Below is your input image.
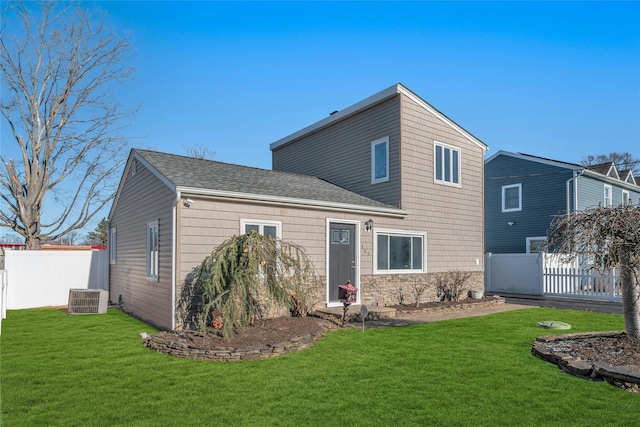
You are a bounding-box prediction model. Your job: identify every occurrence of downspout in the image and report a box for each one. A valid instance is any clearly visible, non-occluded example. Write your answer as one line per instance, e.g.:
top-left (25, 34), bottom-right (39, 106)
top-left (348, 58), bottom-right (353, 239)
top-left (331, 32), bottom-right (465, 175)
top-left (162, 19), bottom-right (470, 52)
top-left (565, 170), bottom-right (583, 215)
top-left (171, 191), bottom-right (180, 331)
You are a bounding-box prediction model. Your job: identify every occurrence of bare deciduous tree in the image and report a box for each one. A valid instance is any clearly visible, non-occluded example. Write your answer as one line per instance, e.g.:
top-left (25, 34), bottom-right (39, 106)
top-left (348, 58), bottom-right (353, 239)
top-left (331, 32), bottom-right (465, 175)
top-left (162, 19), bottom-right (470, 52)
top-left (581, 152), bottom-right (639, 176)
top-left (184, 143), bottom-right (216, 160)
top-left (547, 204), bottom-right (640, 337)
top-left (0, 1), bottom-right (134, 249)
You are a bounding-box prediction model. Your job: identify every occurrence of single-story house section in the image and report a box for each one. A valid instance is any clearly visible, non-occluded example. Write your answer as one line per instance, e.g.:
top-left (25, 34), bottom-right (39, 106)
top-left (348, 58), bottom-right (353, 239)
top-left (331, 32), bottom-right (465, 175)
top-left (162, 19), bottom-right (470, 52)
top-left (109, 83), bottom-right (488, 330)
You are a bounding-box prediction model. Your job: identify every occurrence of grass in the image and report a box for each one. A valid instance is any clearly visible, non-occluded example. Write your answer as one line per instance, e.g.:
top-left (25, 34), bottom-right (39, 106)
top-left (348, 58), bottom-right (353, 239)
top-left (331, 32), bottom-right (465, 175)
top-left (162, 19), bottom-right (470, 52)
top-left (1, 307), bottom-right (638, 426)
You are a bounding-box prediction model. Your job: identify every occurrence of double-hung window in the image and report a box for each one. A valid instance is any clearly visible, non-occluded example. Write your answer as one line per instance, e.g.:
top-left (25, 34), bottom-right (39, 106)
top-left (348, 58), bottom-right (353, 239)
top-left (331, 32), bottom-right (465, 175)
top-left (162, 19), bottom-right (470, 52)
top-left (434, 142), bottom-right (460, 186)
top-left (604, 185), bottom-right (612, 207)
top-left (502, 184), bottom-right (522, 212)
top-left (241, 219), bottom-right (281, 239)
top-left (147, 221), bottom-right (159, 278)
top-left (371, 137), bottom-right (389, 184)
top-left (375, 229), bottom-right (425, 273)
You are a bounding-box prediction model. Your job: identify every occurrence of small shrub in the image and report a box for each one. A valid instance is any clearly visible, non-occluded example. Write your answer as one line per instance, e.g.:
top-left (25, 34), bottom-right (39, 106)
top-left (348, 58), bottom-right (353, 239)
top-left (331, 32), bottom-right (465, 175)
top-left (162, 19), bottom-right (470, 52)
top-left (434, 270), bottom-right (473, 302)
top-left (409, 278), bottom-right (430, 307)
top-left (393, 283), bottom-right (407, 305)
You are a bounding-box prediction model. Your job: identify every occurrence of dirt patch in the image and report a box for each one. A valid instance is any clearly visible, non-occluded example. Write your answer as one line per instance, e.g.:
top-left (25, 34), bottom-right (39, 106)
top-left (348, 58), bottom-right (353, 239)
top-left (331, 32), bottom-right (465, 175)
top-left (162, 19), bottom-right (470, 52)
top-left (546, 333), bottom-right (640, 369)
top-left (532, 332), bottom-right (640, 392)
top-left (164, 315), bottom-right (327, 349)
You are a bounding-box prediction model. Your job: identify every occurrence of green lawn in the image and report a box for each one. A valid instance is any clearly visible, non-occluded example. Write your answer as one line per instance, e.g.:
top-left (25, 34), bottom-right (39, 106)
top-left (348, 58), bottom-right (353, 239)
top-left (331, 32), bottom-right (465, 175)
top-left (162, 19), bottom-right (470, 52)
top-left (1, 307), bottom-right (637, 426)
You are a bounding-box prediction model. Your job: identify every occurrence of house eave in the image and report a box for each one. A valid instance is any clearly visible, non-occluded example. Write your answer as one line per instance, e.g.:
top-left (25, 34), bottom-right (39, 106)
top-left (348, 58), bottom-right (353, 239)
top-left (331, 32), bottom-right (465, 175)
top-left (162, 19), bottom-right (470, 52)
top-left (581, 169), bottom-right (640, 192)
top-left (270, 83), bottom-right (488, 152)
top-left (176, 186), bottom-right (409, 218)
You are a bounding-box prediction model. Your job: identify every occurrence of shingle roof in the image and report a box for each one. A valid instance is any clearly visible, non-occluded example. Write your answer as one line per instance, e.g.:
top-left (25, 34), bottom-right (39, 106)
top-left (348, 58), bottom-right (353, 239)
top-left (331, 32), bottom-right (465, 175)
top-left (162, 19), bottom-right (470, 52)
top-left (585, 162), bottom-right (615, 176)
top-left (133, 149), bottom-right (403, 212)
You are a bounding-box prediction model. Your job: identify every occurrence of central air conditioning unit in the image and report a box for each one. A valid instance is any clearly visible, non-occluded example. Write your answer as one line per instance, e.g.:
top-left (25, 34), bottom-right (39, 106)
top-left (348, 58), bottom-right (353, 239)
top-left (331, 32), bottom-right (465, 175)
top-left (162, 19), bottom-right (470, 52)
top-left (67, 289), bottom-right (109, 314)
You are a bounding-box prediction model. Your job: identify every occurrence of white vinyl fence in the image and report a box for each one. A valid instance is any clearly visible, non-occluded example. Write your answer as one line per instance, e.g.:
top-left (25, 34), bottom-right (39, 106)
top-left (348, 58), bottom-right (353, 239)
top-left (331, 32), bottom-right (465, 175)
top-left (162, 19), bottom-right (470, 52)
top-left (1, 249), bottom-right (108, 310)
top-left (485, 252), bottom-right (622, 302)
top-left (0, 270), bottom-right (7, 334)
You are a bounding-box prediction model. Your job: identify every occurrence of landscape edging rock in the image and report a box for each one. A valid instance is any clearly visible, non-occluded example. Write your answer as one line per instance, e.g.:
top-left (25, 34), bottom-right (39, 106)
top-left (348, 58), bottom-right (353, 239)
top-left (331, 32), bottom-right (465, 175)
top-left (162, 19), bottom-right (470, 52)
top-left (144, 319), bottom-right (334, 362)
top-left (531, 331), bottom-right (640, 393)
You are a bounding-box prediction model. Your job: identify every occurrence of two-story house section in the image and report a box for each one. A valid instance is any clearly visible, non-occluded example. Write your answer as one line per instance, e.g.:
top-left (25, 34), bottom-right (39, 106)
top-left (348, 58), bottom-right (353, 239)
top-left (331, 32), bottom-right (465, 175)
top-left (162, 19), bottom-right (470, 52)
top-left (484, 151), bottom-right (640, 255)
top-left (271, 83), bottom-right (488, 307)
top-left (109, 83), bottom-right (489, 330)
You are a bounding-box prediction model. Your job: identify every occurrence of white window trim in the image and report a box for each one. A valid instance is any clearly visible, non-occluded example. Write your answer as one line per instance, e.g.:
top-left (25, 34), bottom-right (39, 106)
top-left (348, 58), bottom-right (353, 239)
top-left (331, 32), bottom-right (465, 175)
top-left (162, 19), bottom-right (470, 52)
top-left (373, 227), bottom-right (426, 274)
top-left (433, 141), bottom-right (461, 187)
top-left (502, 183), bottom-right (522, 212)
top-left (603, 184), bottom-right (612, 207)
top-left (109, 227), bottom-right (116, 264)
top-left (147, 220), bottom-right (159, 279)
top-left (526, 236), bottom-right (547, 254)
top-left (240, 219), bottom-right (282, 239)
top-left (371, 137), bottom-right (390, 184)
top-left (622, 190), bottom-right (630, 206)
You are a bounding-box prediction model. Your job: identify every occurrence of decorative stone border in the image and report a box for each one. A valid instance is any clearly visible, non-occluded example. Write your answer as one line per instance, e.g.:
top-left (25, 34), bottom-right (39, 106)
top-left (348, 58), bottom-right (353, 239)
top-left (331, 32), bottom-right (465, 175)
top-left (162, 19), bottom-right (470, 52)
top-left (393, 296), bottom-right (505, 316)
top-left (531, 331), bottom-right (640, 393)
top-left (144, 319), bottom-right (335, 362)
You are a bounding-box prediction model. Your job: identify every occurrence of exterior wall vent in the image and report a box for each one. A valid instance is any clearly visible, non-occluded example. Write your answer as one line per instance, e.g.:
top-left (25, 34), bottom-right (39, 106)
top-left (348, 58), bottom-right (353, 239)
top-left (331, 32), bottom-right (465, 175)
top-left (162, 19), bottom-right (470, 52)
top-left (67, 289), bottom-right (109, 314)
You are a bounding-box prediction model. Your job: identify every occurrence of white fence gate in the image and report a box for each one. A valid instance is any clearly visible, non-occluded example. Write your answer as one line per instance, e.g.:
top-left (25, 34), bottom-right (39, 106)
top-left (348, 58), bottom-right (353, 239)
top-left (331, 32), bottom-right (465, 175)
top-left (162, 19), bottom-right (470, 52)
top-left (1, 249), bottom-right (108, 310)
top-left (485, 252), bottom-right (622, 302)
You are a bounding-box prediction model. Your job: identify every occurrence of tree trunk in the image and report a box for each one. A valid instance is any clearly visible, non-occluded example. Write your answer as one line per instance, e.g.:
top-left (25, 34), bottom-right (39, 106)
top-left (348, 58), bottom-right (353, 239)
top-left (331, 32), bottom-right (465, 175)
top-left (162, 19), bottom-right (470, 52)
top-left (620, 252), bottom-right (640, 338)
top-left (25, 235), bottom-right (42, 250)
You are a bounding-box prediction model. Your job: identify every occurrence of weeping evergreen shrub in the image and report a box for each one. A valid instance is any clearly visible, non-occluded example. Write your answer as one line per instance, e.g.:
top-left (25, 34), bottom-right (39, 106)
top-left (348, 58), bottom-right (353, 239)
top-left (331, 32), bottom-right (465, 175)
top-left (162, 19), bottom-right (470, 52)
top-left (192, 232), bottom-right (320, 339)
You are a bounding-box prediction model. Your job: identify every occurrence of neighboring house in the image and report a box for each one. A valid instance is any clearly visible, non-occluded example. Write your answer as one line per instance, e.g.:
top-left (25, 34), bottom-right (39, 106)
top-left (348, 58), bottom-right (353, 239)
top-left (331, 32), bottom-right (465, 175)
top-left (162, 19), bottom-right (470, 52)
top-left (485, 151), bottom-right (640, 255)
top-left (109, 83), bottom-right (488, 330)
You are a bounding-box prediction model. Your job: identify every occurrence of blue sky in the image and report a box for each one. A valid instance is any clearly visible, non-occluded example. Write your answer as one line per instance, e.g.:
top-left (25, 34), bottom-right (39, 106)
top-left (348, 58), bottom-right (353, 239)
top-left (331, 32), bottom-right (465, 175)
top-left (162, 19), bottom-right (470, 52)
top-left (95, 0), bottom-right (639, 169)
top-left (1, 1), bottom-right (639, 239)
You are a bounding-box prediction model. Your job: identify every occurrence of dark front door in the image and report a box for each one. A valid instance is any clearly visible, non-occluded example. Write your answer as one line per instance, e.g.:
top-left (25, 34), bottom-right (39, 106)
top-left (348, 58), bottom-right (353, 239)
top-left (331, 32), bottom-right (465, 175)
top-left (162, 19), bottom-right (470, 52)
top-left (328, 222), bottom-right (356, 303)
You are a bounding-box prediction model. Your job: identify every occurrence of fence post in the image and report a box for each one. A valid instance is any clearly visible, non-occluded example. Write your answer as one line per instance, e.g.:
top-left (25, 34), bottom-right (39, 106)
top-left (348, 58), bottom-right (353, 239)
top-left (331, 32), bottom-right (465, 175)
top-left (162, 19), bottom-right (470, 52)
top-left (485, 253), bottom-right (491, 293)
top-left (539, 253), bottom-right (545, 296)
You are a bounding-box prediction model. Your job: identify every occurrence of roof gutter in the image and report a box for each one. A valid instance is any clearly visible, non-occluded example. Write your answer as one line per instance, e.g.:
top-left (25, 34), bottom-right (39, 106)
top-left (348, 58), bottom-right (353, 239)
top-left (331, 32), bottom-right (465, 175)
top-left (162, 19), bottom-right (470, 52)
top-left (171, 190), bottom-right (180, 331)
top-left (176, 186), bottom-right (409, 218)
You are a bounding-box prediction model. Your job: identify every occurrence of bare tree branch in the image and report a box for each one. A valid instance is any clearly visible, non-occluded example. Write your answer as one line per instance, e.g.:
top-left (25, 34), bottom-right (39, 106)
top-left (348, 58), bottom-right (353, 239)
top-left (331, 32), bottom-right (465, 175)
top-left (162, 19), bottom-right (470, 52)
top-left (547, 204), bottom-right (640, 337)
top-left (0, 1), bottom-right (135, 249)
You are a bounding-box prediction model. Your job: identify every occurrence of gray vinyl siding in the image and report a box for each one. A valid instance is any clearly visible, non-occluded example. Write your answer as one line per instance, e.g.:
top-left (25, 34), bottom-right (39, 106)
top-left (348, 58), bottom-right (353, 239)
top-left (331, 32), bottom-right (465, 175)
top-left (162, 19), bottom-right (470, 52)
top-left (272, 95), bottom-right (401, 207)
top-left (398, 94), bottom-right (485, 272)
top-left (575, 175), bottom-right (640, 209)
top-left (177, 198), bottom-right (376, 308)
top-left (485, 155), bottom-right (572, 253)
top-left (272, 92), bottom-right (485, 274)
top-left (109, 161), bottom-right (175, 330)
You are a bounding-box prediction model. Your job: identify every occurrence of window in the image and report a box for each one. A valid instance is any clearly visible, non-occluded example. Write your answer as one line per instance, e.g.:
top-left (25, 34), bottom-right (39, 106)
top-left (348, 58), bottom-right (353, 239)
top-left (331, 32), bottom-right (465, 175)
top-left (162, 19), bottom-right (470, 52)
top-left (147, 221), bottom-right (159, 278)
top-left (502, 184), bottom-right (522, 212)
top-left (109, 227), bottom-right (116, 264)
top-left (240, 219), bottom-right (281, 239)
top-left (604, 184), bottom-right (612, 207)
top-left (622, 190), bottom-right (630, 206)
top-left (375, 229), bottom-right (425, 273)
top-left (526, 236), bottom-right (546, 254)
top-left (371, 137), bottom-right (389, 184)
top-left (434, 142), bottom-right (460, 186)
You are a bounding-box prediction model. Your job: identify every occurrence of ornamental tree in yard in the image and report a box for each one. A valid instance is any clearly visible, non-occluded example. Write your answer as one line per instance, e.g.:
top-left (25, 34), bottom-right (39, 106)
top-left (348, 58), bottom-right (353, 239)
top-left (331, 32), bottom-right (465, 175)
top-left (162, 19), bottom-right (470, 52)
top-left (190, 232), bottom-right (320, 339)
top-left (547, 204), bottom-right (640, 337)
